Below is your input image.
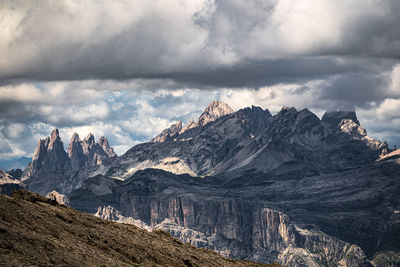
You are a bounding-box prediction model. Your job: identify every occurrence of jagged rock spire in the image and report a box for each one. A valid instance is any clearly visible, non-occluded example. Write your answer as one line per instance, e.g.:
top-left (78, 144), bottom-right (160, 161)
top-left (68, 133), bottom-right (85, 170)
top-left (26, 129), bottom-right (118, 175)
top-left (27, 129), bottom-right (70, 176)
top-left (98, 136), bottom-right (117, 158)
top-left (68, 132), bottom-right (117, 170)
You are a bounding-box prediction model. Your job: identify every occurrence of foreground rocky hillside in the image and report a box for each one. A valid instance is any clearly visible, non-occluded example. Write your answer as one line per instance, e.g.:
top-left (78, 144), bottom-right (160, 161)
top-left (0, 190), bottom-right (278, 267)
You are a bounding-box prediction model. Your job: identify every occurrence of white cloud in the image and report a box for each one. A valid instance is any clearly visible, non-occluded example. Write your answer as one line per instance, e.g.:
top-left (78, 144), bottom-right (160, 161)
top-left (6, 123), bottom-right (26, 139)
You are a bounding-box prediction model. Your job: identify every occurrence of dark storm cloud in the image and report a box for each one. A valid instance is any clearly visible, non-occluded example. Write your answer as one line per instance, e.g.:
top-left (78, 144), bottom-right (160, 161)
top-left (1, 0), bottom-right (400, 87)
top-left (165, 57), bottom-right (396, 88)
top-left (0, 101), bottom-right (34, 123)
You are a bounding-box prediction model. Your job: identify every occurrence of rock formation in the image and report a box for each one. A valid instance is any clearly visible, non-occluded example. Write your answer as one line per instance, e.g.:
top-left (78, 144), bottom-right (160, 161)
top-left (322, 110), bottom-right (389, 156)
top-left (68, 133), bottom-right (116, 170)
top-left (180, 118), bottom-right (197, 134)
top-left (25, 129), bottom-right (70, 178)
top-left (23, 130), bottom-right (116, 195)
top-left (152, 100), bottom-right (234, 143)
top-left (45, 190), bottom-right (70, 205)
top-left (196, 100), bottom-right (234, 126)
top-left (72, 167), bottom-right (387, 266)
top-left (0, 169), bottom-right (24, 196)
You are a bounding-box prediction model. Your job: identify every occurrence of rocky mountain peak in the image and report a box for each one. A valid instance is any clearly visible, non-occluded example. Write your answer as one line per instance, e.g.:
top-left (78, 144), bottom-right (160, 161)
top-left (197, 100), bottom-right (234, 126)
top-left (97, 136), bottom-right (117, 158)
top-left (152, 100), bottom-right (234, 142)
top-left (70, 132), bottom-right (80, 143)
top-left (26, 129), bottom-right (70, 177)
top-left (322, 110), bottom-right (360, 126)
top-left (26, 129), bottom-right (117, 178)
top-left (277, 106), bottom-right (297, 116)
top-left (50, 129), bottom-right (60, 141)
top-left (84, 133), bottom-right (95, 146)
top-left (68, 133), bottom-right (84, 170)
top-left (47, 128), bottom-right (63, 150)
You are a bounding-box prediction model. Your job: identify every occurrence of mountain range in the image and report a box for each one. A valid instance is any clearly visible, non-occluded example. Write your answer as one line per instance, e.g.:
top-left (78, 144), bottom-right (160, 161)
top-left (0, 156), bottom-right (31, 172)
top-left (2, 100), bottom-right (400, 266)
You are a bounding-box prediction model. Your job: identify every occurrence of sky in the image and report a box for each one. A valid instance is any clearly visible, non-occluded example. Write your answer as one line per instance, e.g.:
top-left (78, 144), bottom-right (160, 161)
top-left (1, 0), bottom-right (400, 160)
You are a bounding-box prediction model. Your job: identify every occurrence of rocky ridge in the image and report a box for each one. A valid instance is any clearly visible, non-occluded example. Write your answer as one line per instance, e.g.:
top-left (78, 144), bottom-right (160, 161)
top-left (102, 103), bottom-right (388, 181)
top-left (152, 100), bottom-right (235, 143)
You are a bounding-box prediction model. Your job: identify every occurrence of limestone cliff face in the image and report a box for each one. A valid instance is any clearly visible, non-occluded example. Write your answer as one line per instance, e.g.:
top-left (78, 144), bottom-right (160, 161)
top-left (94, 194), bottom-right (371, 266)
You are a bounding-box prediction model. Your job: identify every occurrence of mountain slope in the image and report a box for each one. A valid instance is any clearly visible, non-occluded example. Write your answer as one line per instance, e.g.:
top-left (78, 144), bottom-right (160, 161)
top-left (0, 190), bottom-right (277, 267)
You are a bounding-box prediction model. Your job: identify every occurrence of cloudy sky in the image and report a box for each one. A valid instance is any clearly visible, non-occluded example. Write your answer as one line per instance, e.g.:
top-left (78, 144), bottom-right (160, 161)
top-left (1, 0), bottom-right (400, 160)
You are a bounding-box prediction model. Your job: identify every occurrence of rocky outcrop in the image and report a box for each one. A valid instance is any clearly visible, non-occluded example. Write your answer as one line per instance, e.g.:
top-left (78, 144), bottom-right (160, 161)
top-left (68, 133), bottom-right (85, 170)
top-left (180, 118), bottom-right (197, 134)
top-left (322, 111), bottom-right (389, 157)
top-left (98, 136), bottom-right (117, 158)
top-left (45, 191), bottom-right (69, 205)
top-left (0, 169), bottom-right (24, 196)
top-left (321, 110), bottom-right (360, 126)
